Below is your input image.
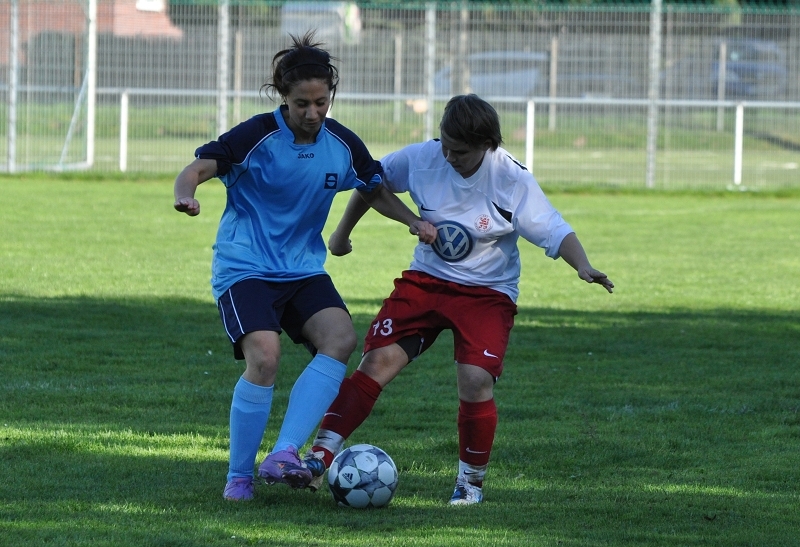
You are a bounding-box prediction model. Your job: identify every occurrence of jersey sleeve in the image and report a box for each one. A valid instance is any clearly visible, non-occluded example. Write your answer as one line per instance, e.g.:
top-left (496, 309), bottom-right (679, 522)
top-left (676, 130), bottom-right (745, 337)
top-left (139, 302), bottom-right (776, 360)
top-left (323, 118), bottom-right (384, 193)
top-left (379, 143), bottom-right (421, 193)
top-left (511, 174), bottom-right (574, 259)
top-left (194, 114), bottom-right (276, 178)
top-left (350, 141), bottom-right (384, 194)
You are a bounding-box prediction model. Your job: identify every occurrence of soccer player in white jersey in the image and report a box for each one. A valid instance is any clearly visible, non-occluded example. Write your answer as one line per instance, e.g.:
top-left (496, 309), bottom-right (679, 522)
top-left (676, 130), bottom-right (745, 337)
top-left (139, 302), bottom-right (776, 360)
top-left (173, 33), bottom-right (435, 502)
top-left (304, 94), bottom-right (614, 505)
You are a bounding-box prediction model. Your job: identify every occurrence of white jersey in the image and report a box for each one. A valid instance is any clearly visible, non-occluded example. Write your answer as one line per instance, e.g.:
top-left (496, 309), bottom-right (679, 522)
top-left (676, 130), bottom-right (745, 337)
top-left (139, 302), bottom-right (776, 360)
top-left (381, 140), bottom-right (574, 302)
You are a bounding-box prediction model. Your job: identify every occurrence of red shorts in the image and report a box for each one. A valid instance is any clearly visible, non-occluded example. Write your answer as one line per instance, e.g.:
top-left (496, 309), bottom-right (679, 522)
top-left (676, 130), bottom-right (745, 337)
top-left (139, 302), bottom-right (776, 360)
top-left (363, 270), bottom-right (517, 378)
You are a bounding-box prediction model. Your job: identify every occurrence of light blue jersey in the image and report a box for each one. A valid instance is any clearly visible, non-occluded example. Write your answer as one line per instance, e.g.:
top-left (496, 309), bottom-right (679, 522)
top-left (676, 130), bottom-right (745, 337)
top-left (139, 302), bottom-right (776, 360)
top-left (196, 106), bottom-right (382, 300)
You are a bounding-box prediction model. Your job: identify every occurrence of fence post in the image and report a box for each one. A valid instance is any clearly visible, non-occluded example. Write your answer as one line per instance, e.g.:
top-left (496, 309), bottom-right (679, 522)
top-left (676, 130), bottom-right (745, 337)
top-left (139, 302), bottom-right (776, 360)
top-left (716, 41), bottom-right (727, 132)
top-left (549, 35), bottom-right (558, 131)
top-left (7, 0), bottom-right (19, 173)
top-left (424, 3), bottom-right (436, 142)
top-left (86, 0), bottom-right (97, 167)
top-left (393, 32), bottom-right (403, 124)
top-left (457, 1), bottom-right (469, 93)
top-left (119, 91), bottom-right (129, 173)
top-left (733, 103), bottom-right (744, 186)
top-left (526, 100), bottom-right (535, 170)
top-left (217, 0), bottom-right (230, 137)
top-left (233, 29), bottom-right (242, 125)
top-left (645, 0), bottom-right (662, 189)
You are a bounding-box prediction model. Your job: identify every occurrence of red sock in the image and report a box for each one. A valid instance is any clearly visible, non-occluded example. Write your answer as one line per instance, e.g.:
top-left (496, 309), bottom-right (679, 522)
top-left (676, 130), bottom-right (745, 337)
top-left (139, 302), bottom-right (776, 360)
top-left (313, 370), bottom-right (382, 466)
top-left (458, 399), bottom-right (497, 483)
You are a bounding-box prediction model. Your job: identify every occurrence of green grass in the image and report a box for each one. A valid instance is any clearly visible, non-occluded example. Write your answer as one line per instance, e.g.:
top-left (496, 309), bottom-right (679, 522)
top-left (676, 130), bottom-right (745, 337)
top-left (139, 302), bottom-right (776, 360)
top-left (1, 175), bottom-right (799, 546)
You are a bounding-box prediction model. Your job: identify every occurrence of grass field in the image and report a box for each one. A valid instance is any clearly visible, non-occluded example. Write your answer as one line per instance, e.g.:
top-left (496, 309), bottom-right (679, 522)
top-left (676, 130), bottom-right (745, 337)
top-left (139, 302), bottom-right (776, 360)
top-left (1, 175), bottom-right (799, 546)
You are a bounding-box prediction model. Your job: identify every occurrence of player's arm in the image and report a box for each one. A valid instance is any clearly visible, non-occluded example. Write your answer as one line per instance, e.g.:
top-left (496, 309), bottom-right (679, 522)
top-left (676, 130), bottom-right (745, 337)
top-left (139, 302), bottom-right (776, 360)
top-left (174, 158), bottom-right (218, 216)
top-left (557, 232), bottom-right (614, 293)
top-left (328, 190), bottom-right (371, 256)
top-left (360, 184), bottom-right (436, 243)
top-left (329, 185), bottom-right (436, 256)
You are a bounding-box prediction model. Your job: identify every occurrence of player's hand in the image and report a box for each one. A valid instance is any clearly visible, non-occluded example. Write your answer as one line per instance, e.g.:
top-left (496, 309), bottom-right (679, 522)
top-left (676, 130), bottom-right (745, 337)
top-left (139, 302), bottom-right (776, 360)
top-left (174, 197), bottom-right (200, 216)
top-left (410, 220), bottom-right (437, 244)
top-left (328, 230), bottom-right (353, 256)
top-left (578, 267), bottom-right (614, 294)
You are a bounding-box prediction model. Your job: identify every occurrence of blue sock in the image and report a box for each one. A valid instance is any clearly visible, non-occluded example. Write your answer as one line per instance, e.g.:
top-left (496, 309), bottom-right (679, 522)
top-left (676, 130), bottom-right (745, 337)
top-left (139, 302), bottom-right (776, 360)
top-left (273, 354), bottom-right (347, 453)
top-left (228, 376), bottom-right (273, 482)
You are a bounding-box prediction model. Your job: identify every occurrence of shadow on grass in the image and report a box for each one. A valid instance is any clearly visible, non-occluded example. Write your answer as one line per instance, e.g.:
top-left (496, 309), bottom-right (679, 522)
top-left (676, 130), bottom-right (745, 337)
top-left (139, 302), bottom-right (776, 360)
top-left (1, 294), bottom-right (799, 546)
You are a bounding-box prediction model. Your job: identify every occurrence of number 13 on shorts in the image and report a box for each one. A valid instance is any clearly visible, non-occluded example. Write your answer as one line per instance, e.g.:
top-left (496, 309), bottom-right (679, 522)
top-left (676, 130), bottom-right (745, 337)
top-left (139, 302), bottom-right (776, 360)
top-left (372, 318), bottom-right (393, 336)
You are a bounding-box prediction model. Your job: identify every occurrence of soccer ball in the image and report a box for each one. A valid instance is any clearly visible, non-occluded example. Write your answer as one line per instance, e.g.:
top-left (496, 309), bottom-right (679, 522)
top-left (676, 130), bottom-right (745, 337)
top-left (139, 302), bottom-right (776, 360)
top-left (328, 444), bottom-right (399, 508)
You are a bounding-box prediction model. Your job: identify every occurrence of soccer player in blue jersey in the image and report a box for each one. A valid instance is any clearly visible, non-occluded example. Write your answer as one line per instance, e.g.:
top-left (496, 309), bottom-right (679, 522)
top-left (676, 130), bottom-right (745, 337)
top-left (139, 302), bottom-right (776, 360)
top-left (173, 33), bottom-right (436, 502)
top-left (304, 94), bottom-right (614, 505)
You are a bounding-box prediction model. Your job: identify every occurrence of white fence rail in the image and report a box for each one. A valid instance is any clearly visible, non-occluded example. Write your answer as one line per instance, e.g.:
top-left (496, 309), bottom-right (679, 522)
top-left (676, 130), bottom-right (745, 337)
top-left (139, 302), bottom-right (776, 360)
top-left (104, 88), bottom-right (800, 189)
top-left (2, 0), bottom-right (799, 189)
top-left (4, 83), bottom-right (798, 190)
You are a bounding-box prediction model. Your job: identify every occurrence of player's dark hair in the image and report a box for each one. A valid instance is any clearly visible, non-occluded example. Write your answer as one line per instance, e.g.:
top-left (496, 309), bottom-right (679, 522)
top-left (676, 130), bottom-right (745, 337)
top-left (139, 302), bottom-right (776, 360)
top-left (440, 94), bottom-right (503, 151)
top-left (263, 32), bottom-right (340, 101)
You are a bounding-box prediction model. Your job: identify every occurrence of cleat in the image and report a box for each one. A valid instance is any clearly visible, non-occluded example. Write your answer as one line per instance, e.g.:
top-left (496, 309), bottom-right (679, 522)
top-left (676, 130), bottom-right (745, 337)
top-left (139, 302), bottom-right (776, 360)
top-left (223, 477), bottom-right (255, 501)
top-left (303, 450), bottom-right (328, 492)
top-left (258, 446), bottom-right (312, 489)
top-left (448, 475), bottom-right (483, 506)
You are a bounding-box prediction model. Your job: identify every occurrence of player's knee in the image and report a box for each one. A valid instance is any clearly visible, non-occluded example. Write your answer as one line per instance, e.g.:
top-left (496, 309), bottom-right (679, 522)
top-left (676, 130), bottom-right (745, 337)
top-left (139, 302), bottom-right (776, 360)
top-left (243, 352), bottom-right (279, 385)
top-left (458, 383), bottom-right (494, 403)
top-left (339, 328), bottom-right (358, 356)
top-left (358, 345), bottom-right (408, 386)
top-left (456, 363), bottom-right (495, 402)
top-left (317, 325), bottom-right (358, 363)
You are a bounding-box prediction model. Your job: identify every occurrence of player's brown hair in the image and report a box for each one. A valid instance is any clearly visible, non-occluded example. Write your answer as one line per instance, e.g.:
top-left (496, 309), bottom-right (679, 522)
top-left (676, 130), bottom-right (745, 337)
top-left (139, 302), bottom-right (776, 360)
top-left (440, 94), bottom-right (503, 151)
top-left (263, 32), bottom-right (340, 101)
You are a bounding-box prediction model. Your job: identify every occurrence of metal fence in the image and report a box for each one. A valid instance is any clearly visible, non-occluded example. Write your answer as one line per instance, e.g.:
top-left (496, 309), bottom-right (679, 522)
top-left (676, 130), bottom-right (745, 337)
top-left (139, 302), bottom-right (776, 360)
top-left (1, 0), bottom-right (799, 189)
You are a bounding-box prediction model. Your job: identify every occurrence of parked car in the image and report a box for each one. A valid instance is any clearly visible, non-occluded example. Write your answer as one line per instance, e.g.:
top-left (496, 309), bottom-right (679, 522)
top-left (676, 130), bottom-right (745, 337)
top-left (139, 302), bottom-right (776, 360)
top-left (662, 39), bottom-right (788, 99)
top-left (434, 51), bottom-right (549, 98)
top-left (280, 1), bottom-right (362, 45)
top-left (434, 51), bottom-right (639, 99)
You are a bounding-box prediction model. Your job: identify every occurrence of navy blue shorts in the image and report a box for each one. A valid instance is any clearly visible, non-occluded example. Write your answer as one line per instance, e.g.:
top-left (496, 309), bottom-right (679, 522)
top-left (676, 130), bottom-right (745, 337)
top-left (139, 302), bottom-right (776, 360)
top-left (216, 275), bottom-right (348, 360)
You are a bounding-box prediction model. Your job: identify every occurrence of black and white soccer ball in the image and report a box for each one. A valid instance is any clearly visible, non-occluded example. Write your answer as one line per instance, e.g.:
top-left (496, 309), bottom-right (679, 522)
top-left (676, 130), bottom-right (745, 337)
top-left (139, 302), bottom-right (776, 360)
top-left (328, 444), bottom-right (399, 508)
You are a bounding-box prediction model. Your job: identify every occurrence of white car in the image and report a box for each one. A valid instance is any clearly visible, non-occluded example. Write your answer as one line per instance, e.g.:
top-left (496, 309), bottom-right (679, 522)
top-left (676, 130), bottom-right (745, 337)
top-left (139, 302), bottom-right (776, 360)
top-left (434, 51), bottom-right (549, 98)
top-left (434, 50), bottom-right (640, 99)
top-left (280, 1), bottom-right (362, 45)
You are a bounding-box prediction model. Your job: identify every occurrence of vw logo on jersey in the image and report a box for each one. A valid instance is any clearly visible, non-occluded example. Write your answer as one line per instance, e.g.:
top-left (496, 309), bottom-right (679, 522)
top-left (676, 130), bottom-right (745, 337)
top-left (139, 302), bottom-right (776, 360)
top-left (433, 220), bottom-right (473, 262)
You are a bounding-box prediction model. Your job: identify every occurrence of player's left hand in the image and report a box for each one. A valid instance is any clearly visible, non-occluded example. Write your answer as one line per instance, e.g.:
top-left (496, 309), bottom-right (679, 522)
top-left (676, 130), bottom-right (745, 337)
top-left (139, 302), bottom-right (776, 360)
top-left (410, 220), bottom-right (437, 244)
top-left (579, 268), bottom-right (614, 293)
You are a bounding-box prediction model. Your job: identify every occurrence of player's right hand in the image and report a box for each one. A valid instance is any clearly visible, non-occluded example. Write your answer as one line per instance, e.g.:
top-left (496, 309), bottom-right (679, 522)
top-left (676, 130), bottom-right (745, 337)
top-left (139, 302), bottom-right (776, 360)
top-left (410, 220), bottom-right (437, 244)
top-left (174, 197), bottom-right (200, 216)
top-left (579, 267), bottom-right (614, 294)
top-left (328, 230), bottom-right (353, 256)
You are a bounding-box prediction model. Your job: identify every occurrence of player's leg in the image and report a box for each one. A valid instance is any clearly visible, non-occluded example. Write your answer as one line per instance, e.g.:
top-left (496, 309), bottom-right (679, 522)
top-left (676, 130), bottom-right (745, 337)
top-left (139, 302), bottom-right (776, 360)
top-left (445, 285), bottom-right (516, 505)
top-left (306, 272), bottom-right (440, 488)
top-left (305, 338), bottom-right (418, 490)
top-left (450, 363), bottom-right (496, 506)
top-left (229, 331), bottom-right (280, 496)
top-left (270, 306), bottom-right (355, 454)
top-left (260, 276), bottom-right (356, 488)
top-left (218, 280), bottom-right (283, 501)
top-left (314, 340), bottom-right (415, 456)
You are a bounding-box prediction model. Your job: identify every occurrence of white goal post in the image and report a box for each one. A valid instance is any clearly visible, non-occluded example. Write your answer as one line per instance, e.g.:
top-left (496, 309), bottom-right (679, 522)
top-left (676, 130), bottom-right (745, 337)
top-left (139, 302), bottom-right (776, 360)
top-left (4, 0), bottom-right (95, 173)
